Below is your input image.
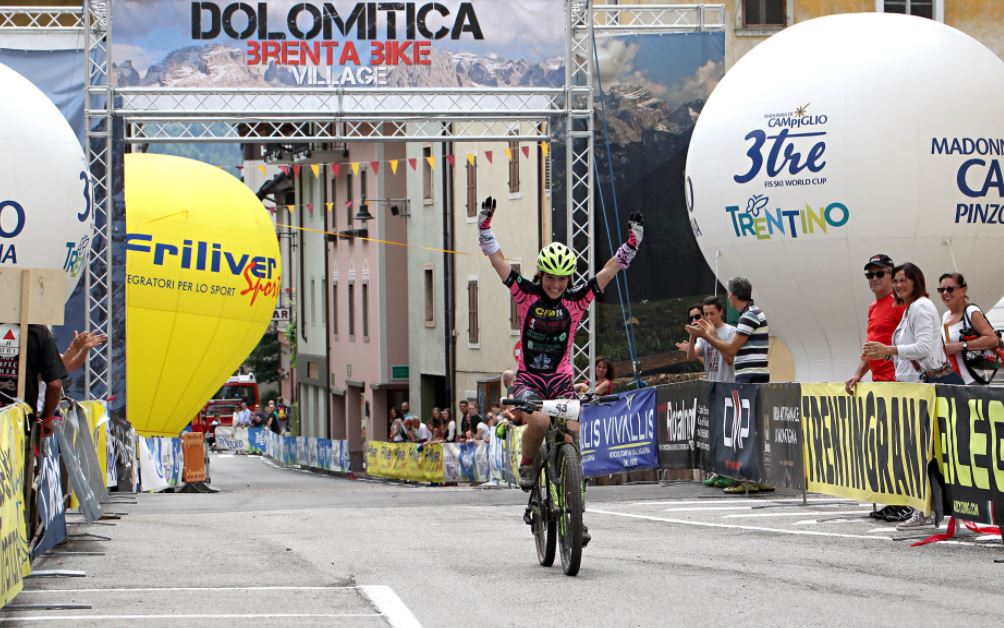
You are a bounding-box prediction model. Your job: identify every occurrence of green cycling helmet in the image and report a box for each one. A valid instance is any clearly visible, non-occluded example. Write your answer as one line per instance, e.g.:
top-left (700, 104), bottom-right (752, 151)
top-left (537, 242), bottom-right (577, 277)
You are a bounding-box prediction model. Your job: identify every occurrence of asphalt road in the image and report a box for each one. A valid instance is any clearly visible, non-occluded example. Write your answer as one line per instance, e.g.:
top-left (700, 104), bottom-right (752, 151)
top-left (5, 453), bottom-right (1004, 627)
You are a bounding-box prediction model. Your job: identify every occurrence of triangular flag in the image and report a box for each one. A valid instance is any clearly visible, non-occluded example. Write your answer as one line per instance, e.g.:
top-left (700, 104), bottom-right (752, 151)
top-left (521, 145), bottom-right (530, 158)
top-left (257, 165), bottom-right (267, 176)
top-left (504, 147), bottom-right (513, 161)
top-left (325, 202), bottom-right (333, 212)
top-left (267, 206), bottom-right (276, 214)
top-left (541, 142), bottom-right (550, 158)
top-left (235, 165), bottom-right (244, 171)
top-left (485, 150), bottom-right (493, 164)
top-left (292, 164), bottom-right (301, 178)
top-left (466, 153), bottom-right (476, 167)
top-left (279, 165), bottom-right (290, 176)
top-left (446, 154), bottom-right (456, 167)
top-left (408, 158), bottom-right (417, 171)
top-left (286, 204), bottom-right (294, 214)
top-left (389, 159), bottom-right (399, 175)
top-left (345, 200), bottom-right (352, 207)
top-left (307, 203), bottom-right (314, 213)
top-left (332, 163), bottom-right (341, 177)
top-left (370, 161), bottom-right (380, 175)
top-left (351, 162), bottom-right (360, 176)
top-left (310, 164), bottom-right (320, 178)
top-left (425, 156), bottom-right (436, 170)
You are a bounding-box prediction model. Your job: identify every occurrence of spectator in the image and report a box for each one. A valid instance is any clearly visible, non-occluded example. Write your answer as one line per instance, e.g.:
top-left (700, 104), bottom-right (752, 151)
top-left (443, 408), bottom-right (456, 442)
top-left (575, 357), bottom-right (615, 395)
top-left (401, 401), bottom-right (414, 421)
top-left (692, 277), bottom-right (772, 494)
top-left (252, 404), bottom-right (266, 427)
top-left (465, 401), bottom-right (483, 440)
top-left (687, 296), bottom-right (735, 383)
top-left (234, 401), bottom-right (251, 427)
top-left (430, 418), bottom-right (445, 442)
top-left (475, 413), bottom-right (495, 442)
top-left (862, 262), bottom-right (962, 530)
top-left (389, 407), bottom-right (406, 442)
top-left (501, 369), bottom-right (516, 398)
top-left (938, 272), bottom-right (999, 384)
top-left (413, 415), bottom-right (431, 443)
top-left (265, 400), bottom-right (282, 435)
top-left (60, 330), bottom-right (107, 373)
top-left (277, 404), bottom-right (289, 434)
top-left (845, 254), bottom-right (906, 395)
top-left (0, 325), bottom-right (66, 436)
top-left (457, 399), bottom-right (470, 436)
top-left (675, 304), bottom-right (705, 365)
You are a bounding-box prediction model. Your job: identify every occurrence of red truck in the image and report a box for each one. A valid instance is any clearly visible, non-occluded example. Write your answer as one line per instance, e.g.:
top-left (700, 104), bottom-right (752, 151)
top-left (190, 373), bottom-right (260, 443)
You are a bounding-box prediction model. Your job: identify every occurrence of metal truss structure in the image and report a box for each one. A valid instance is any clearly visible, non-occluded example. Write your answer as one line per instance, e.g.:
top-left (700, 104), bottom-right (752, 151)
top-left (1, 2), bottom-right (723, 397)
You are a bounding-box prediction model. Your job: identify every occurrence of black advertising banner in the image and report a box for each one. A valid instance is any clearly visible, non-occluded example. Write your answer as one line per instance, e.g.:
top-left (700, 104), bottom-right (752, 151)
top-left (760, 384), bottom-right (804, 491)
top-left (934, 385), bottom-right (1004, 527)
top-left (801, 383), bottom-right (934, 513)
top-left (656, 381), bottom-right (708, 470)
top-left (707, 383), bottom-right (763, 482)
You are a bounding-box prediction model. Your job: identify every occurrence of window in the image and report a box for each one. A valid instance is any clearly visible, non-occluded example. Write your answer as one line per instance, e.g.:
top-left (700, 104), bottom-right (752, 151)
top-left (422, 146), bottom-right (433, 201)
top-left (509, 263), bottom-right (521, 332)
top-left (346, 173), bottom-right (354, 227)
top-left (348, 282), bottom-right (355, 339)
top-left (466, 155), bottom-right (477, 218)
top-left (362, 282), bottom-right (370, 340)
top-left (332, 282), bottom-right (338, 337)
top-left (880, 0), bottom-right (935, 19)
top-left (424, 267), bottom-right (435, 325)
top-left (743, 0), bottom-right (785, 27)
top-left (467, 279), bottom-right (479, 345)
top-left (508, 140), bottom-right (520, 194)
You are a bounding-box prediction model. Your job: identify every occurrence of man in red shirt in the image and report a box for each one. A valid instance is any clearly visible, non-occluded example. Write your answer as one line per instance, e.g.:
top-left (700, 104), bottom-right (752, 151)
top-left (845, 254), bottom-right (905, 394)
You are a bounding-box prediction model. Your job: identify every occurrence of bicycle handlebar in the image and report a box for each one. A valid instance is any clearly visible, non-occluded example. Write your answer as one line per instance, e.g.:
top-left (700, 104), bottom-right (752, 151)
top-left (502, 393), bottom-right (620, 415)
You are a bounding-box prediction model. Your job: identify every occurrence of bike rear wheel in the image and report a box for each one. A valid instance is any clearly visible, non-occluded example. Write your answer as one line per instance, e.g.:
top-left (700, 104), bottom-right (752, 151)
top-left (557, 443), bottom-right (584, 576)
top-left (530, 466), bottom-right (556, 566)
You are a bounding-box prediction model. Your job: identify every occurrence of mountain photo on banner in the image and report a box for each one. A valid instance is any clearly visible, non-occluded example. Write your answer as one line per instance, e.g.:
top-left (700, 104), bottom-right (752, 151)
top-left (592, 33), bottom-right (725, 378)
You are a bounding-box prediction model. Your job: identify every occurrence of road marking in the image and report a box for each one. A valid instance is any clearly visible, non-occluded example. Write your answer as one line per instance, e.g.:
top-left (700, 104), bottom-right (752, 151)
top-left (722, 510), bottom-right (873, 519)
top-left (630, 498), bottom-right (854, 506)
top-left (0, 614), bottom-right (379, 622)
top-left (360, 585), bottom-right (422, 628)
top-left (216, 454), bottom-right (234, 458)
top-left (15, 585), bottom-right (359, 593)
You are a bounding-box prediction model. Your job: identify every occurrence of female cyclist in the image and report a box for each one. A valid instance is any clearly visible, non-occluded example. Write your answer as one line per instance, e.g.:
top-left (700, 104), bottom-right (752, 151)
top-left (476, 196), bottom-right (643, 489)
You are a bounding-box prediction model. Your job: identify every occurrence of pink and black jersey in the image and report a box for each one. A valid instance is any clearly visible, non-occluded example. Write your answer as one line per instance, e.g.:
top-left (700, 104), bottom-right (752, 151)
top-left (506, 268), bottom-right (600, 379)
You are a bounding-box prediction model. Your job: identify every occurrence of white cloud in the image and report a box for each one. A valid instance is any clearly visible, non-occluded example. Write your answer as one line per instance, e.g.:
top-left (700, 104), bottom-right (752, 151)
top-left (664, 59), bottom-right (723, 107)
top-left (113, 43), bottom-right (165, 74)
top-left (595, 39), bottom-right (639, 85)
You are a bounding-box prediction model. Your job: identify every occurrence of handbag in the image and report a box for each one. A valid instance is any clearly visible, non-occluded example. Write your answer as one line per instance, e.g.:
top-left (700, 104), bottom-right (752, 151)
top-left (912, 360), bottom-right (964, 385)
top-left (958, 305), bottom-right (1004, 384)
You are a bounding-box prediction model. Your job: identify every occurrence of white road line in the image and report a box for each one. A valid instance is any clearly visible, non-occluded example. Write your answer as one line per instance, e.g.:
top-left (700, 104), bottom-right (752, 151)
top-left (0, 614), bottom-right (379, 622)
top-left (722, 510), bottom-right (873, 519)
top-left (360, 585), bottom-right (422, 628)
top-left (629, 498), bottom-right (854, 506)
top-left (16, 586), bottom-right (358, 593)
top-left (662, 506), bottom-right (754, 513)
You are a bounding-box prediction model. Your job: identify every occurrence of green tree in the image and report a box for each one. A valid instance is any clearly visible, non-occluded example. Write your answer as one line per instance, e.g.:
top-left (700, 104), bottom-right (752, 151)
top-left (247, 328), bottom-right (281, 384)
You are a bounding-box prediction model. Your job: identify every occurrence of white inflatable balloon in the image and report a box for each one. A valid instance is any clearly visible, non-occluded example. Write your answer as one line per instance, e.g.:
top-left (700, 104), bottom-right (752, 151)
top-left (685, 13), bottom-right (1004, 382)
top-left (0, 61), bottom-right (93, 301)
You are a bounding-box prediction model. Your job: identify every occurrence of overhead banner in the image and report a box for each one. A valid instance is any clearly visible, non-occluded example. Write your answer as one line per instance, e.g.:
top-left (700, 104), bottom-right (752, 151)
top-left (801, 383), bottom-right (934, 514)
top-left (760, 384), bottom-right (804, 491)
top-left (34, 436), bottom-right (67, 558)
top-left (934, 385), bottom-right (1004, 527)
top-left (707, 383), bottom-right (763, 482)
top-left (656, 381), bottom-right (707, 470)
top-left (111, 1), bottom-right (565, 89)
top-left (581, 389), bottom-right (659, 477)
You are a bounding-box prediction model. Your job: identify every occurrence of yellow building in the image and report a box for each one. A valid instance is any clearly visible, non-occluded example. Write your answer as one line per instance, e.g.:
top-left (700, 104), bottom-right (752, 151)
top-left (726, 1), bottom-right (1004, 67)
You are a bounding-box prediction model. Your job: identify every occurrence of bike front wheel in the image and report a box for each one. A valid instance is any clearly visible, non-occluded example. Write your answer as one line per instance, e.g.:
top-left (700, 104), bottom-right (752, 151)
top-left (557, 443), bottom-right (584, 576)
top-left (530, 466), bottom-right (556, 566)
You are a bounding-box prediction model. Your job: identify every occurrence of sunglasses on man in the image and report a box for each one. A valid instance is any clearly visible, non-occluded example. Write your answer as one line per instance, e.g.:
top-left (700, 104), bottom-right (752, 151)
top-left (864, 270), bottom-right (888, 279)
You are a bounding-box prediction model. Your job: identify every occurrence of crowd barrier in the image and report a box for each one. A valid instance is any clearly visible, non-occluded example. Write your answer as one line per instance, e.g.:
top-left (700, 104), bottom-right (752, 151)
top-left (213, 426), bottom-right (351, 474)
top-left (366, 430), bottom-right (516, 485)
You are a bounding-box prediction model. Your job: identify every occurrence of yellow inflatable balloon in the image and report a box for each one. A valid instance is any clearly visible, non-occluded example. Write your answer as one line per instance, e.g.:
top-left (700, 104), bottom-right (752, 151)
top-left (125, 154), bottom-right (280, 436)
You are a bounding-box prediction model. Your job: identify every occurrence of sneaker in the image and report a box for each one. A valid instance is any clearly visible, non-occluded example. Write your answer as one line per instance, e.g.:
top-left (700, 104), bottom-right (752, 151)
top-left (518, 464), bottom-right (536, 491)
top-left (896, 510), bottom-right (937, 530)
top-left (723, 481), bottom-right (759, 494)
top-left (702, 474), bottom-right (721, 487)
top-left (755, 483), bottom-right (775, 492)
top-left (884, 506), bottom-right (914, 522)
top-left (713, 476), bottom-right (738, 488)
top-left (869, 505), bottom-right (896, 520)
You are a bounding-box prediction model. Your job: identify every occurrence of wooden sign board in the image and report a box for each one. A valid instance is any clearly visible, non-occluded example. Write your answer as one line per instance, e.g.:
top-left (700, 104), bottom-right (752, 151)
top-left (0, 268), bottom-right (66, 401)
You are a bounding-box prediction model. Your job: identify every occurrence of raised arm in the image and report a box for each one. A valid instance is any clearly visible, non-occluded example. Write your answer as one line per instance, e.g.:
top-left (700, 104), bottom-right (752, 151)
top-left (478, 196), bottom-right (511, 282)
top-left (595, 212), bottom-right (644, 292)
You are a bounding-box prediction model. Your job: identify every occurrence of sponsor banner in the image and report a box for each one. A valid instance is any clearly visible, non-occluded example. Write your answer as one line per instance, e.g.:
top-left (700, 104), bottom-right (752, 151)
top-left (443, 442), bottom-right (487, 482)
top-left (0, 404), bottom-right (30, 606)
top-left (707, 383), bottom-right (762, 482)
top-left (365, 441), bottom-right (441, 482)
top-left (214, 426), bottom-right (250, 452)
top-left (79, 401), bottom-right (114, 489)
top-left (934, 385), bottom-right (1004, 526)
top-left (760, 384), bottom-right (805, 491)
top-left (581, 389), bottom-right (659, 477)
top-left (56, 404), bottom-right (103, 522)
top-left (282, 436), bottom-right (297, 466)
top-left (34, 436), bottom-right (67, 557)
top-left (111, 1), bottom-right (565, 89)
top-left (486, 432), bottom-right (507, 483)
top-left (656, 381), bottom-right (707, 470)
top-left (247, 427), bottom-right (268, 453)
top-left (801, 383), bottom-right (934, 514)
top-left (138, 437), bottom-right (185, 492)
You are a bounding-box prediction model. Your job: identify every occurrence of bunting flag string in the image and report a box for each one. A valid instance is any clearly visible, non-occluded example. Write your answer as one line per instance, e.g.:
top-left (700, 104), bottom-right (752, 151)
top-left (485, 150), bottom-right (493, 164)
top-left (370, 161), bottom-right (380, 175)
top-left (445, 154), bottom-right (456, 167)
top-left (310, 164), bottom-right (320, 178)
top-left (466, 153), bottom-right (476, 167)
top-left (351, 162), bottom-right (360, 176)
top-left (389, 159), bottom-right (399, 175)
top-left (408, 158), bottom-right (417, 171)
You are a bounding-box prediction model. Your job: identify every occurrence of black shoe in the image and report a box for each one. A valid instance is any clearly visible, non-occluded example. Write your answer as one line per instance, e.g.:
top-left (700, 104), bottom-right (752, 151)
top-left (870, 505), bottom-right (896, 520)
top-left (518, 464), bottom-right (535, 491)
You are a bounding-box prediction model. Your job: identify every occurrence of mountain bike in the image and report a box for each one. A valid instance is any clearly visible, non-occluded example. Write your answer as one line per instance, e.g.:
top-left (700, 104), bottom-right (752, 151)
top-left (502, 393), bottom-right (618, 576)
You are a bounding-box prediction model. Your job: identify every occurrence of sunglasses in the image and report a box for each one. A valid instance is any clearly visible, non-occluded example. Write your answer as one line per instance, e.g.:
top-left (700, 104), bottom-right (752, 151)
top-left (936, 286), bottom-right (959, 294)
top-left (689, 314), bottom-right (702, 321)
top-left (864, 270), bottom-right (888, 279)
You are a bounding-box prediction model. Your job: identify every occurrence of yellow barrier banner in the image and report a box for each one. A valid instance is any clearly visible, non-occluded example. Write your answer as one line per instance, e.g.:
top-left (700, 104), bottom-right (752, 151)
top-left (366, 442), bottom-right (445, 483)
top-left (1, 404), bottom-right (31, 606)
top-left (418, 444), bottom-right (444, 483)
top-left (80, 401), bottom-right (110, 488)
top-left (801, 383), bottom-right (934, 514)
